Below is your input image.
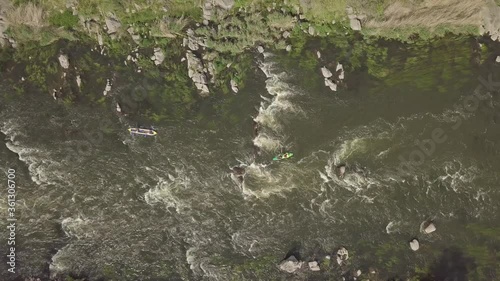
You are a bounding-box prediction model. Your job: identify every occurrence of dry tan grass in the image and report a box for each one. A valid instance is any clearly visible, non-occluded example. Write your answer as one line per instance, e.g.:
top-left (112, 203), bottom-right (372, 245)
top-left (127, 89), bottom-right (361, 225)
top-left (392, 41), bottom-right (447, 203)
top-left (5, 2), bottom-right (47, 28)
top-left (367, 0), bottom-right (485, 28)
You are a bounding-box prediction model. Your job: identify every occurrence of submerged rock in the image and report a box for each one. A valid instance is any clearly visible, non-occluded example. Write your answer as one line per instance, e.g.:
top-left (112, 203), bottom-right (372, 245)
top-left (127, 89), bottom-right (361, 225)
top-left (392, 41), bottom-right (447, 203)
top-left (279, 255), bottom-right (303, 273)
top-left (58, 54), bottom-right (70, 69)
top-left (308, 261), bottom-right (320, 271)
top-left (338, 165), bottom-right (346, 178)
top-left (410, 239), bottom-right (420, 251)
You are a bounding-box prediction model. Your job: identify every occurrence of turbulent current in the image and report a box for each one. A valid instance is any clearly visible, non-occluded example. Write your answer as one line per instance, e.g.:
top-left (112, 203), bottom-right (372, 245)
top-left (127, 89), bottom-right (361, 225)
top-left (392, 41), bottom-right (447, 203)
top-left (1, 39), bottom-right (500, 280)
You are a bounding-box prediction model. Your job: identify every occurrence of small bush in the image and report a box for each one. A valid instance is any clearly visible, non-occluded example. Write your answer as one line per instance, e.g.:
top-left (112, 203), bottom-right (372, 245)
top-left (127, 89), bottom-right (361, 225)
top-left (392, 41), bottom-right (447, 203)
top-left (48, 10), bottom-right (79, 29)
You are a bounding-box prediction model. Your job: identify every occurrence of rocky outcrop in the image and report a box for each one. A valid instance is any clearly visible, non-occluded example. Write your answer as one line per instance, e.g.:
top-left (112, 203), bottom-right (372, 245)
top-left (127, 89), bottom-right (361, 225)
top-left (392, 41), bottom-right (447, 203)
top-left (213, 0), bottom-right (235, 10)
top-left (336, 247), bottom-right (349, 266)
top-left (183, 28), bottom-right (207, 51)
top-left (481, 0), bottom-right (500, 41)
top-left (58, 54), bottom-right (70, 69)
top-left (0, 16), bottom-right (8, 47)
top-left (105, 16), bottom-right (122, 34)
top-left (410, 238), bottom-right (419, 251)
top-left (346, 7), bottom-right (365, 31)
top-left (308, 261), bottom-right (320, 271)
top-left (151, 48), bottom-right (165, 65)
top-left (186, 50), bottom-right (210, 96)
top-left (279, 255), bottom-right (303, 273)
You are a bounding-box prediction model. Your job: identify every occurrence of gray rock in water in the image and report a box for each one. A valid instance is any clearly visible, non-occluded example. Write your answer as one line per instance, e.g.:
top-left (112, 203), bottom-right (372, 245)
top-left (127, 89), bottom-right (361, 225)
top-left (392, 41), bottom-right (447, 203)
top-left (336, 247), bottom-right (349, 265)
top-left (321, 67), bottom-right (333, 78)
top-left (308, 261), bottom-right (320, 271)
top-left (424, 222), bottom-right (436, 234)
top-left (58, 54), bottom-right (70, 69)
top-left (324, 79), bottom-right (337, 91)
top-left (105, 17), bottom-right (121, 34)
top-left (76, 75), bottom-right (81, 88)
top-left (410, 239), bottom-right (419, 251)
top-left (336, 63), bottom-right (344, 80)
top-left (230, 79), bottom-right (239, 93)
top-left (279, 255), bottom-right (303, 273)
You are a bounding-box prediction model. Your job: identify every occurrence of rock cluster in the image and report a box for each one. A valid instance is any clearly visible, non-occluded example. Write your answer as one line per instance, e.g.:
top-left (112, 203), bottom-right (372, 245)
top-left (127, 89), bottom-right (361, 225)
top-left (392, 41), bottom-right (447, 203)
top-left (321, 62), bottom-right (344, 92)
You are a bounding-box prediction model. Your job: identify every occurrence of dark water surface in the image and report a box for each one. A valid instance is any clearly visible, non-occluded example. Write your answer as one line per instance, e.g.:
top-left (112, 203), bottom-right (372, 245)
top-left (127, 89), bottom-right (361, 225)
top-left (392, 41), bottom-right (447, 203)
top-left (1, 36), bottom-right (500, 280)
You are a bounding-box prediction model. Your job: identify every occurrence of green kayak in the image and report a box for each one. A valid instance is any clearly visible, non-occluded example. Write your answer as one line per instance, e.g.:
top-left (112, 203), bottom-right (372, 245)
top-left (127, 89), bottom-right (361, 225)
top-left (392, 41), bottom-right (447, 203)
top-left (273, 152), bottom-right (294, 161)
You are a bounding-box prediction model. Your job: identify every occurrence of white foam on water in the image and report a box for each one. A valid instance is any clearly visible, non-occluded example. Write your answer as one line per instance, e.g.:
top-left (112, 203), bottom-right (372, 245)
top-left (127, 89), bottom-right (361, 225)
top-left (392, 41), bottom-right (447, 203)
top-left (252, 59), bottom-right (303, 152)
top-left (435, 160), bottom-right (478, 193)
top-left (241, 163), bottom-right (299, 198)
top-left (385, 221), bottom-right (401, 234)
top-left (61, 217), bottom-right (92, 239)
top-left (144, 173), bottom-right (191, 213)
top-left (252, 133), bottom-right (282, 151)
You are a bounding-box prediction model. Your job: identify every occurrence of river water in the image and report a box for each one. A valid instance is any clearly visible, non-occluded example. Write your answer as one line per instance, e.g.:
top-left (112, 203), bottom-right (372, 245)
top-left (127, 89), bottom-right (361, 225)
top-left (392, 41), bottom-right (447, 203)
top-left (1, 35), bottom-right (500, 280)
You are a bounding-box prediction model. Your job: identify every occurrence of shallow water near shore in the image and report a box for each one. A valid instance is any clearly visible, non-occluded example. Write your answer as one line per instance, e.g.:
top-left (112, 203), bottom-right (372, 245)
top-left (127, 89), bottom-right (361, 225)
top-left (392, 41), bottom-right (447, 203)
top-left (1, 35), bottom-right (500, 280)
